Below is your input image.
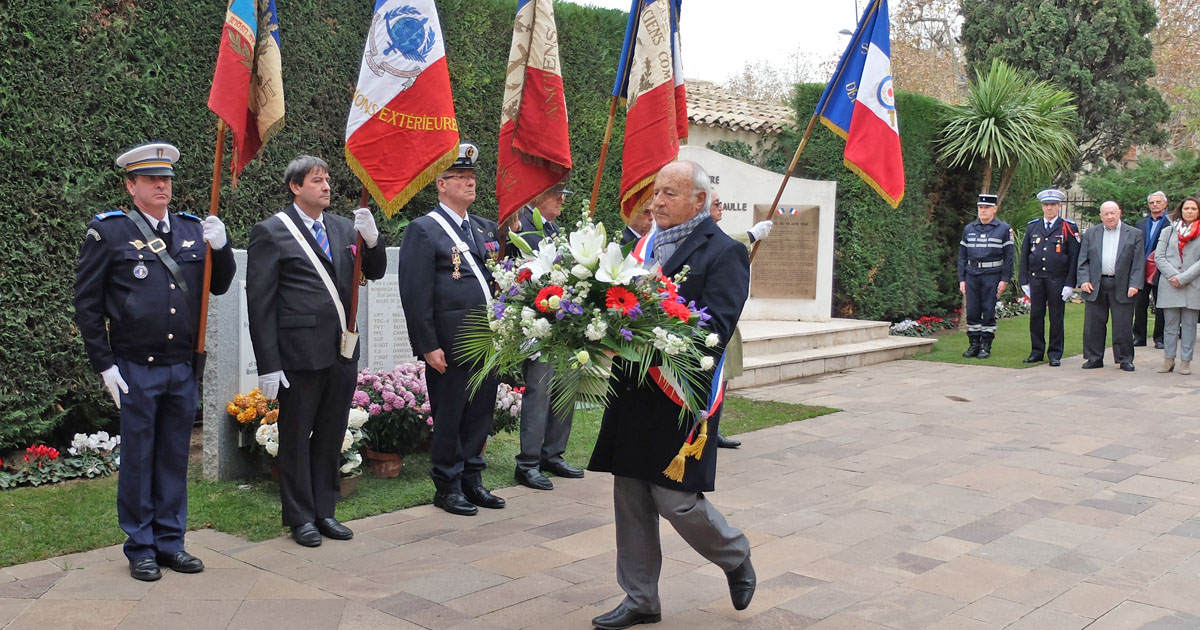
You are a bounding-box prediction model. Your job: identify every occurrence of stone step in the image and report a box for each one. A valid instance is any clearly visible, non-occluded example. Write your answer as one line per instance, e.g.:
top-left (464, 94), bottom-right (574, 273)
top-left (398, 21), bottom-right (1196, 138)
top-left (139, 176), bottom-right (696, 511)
top-left (729, 335), bottom-right (934, 389)
top-left (738, 318), bottom-right (890, 355)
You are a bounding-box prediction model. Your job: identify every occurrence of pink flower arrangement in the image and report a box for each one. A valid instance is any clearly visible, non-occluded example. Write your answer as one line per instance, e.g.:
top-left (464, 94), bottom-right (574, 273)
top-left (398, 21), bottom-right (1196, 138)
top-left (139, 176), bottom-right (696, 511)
top-left (354, 363), bottom-right (433, 456)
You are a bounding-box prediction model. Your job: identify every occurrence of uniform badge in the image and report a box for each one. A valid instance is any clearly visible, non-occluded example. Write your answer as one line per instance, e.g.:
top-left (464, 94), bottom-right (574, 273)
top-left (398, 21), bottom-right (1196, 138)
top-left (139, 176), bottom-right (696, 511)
top-left (130, 240), bottom-right (146, 250)
top-left (86, 228), bottom-right (102, 242)
top-left (451, 246), bottom-right (462, 280)
top-left (133, 261), bottom-right (149, 279)
top-left (182, 240), bottom-right (195, 248)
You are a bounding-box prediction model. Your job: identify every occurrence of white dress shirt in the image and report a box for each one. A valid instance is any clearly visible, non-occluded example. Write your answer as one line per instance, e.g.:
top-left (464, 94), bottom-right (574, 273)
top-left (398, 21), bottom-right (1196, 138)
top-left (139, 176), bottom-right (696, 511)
top-left (1101, 225), bottom-right (1120, 276)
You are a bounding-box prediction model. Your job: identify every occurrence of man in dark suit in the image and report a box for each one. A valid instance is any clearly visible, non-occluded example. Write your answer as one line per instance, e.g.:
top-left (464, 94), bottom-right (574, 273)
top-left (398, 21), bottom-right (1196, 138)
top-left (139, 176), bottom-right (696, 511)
top-left (75, 141), bottom-right (235, 581)
top-left (589, 161), bottom-right (755, 630)
top-left (397, 143), bottom-right (506, 516)
top-left (1019, 188), bottom-right (1080, 367)
top-left (508, 182), bottom-right (586, 492)
top-left (246, 155), bottom-right (387, 547)
top-left (619, 202), bottom-right (655, 246)
top-left (1077, 201), bottom-right (1145, 371)
top-left (1134, 191), bottom-right (1170, 348)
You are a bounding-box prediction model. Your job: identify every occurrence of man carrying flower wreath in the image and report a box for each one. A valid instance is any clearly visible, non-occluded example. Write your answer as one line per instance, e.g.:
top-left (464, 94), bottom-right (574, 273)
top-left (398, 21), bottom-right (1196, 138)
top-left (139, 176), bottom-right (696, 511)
top-left (588, 161), bottom-right (756, 629)
top-left (397, 142), bottom-right (506, 516)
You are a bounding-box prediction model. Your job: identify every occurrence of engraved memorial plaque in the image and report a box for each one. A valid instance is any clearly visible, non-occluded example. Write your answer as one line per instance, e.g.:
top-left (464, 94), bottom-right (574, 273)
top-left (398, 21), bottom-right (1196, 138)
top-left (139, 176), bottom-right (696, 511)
top-left (367, 280), bottom-right (413, 370)
top-left (750, 204), bottom-right (819, 299)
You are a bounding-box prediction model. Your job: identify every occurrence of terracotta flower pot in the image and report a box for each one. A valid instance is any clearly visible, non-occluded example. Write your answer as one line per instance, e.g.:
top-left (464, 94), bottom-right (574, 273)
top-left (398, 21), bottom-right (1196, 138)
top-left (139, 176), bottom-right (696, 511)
top-left (364, 449), bottom-right (404, 478)
top-left (340, 472), bottom-right (360, 499)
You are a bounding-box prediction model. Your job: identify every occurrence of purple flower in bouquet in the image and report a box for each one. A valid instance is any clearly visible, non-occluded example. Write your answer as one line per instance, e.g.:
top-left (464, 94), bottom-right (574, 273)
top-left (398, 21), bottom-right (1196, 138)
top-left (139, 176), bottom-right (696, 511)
top-left (687, 302), bottom-right (712, 327)
top-left (620, 328), bottom-right (633, 341)
top-left (562, 300), bottom-right (584, 316)
top-left (493, 302), bottom-right (507, 319)
top-left (628, 304), bottom-right (643, 320)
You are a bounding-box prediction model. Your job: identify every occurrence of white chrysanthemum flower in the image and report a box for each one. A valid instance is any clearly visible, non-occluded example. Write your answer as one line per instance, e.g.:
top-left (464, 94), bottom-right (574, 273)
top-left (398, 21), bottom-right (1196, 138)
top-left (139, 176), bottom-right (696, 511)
top-left (265, 441), bottom-right (279, 457)
top-left (521, 307), bottom-right (537, 322)
top-left (531, 318), bottom-right (553, 337)
top-left (700, 356), bottom-right (715, 370)
top-left (705, 333), bottom-right (720, 347)
top-left (347, 407), bottom-right (369, 429)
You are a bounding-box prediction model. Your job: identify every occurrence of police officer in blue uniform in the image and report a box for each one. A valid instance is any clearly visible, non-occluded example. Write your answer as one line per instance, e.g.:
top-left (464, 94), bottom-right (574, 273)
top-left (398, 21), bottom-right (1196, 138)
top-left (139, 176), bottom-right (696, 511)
top-left (1019, 189), bottom-right (1080, 367)
top-left (957, 193), bottom-right (1014, 358)
top-left (73, 142), bottom-right (236, 581)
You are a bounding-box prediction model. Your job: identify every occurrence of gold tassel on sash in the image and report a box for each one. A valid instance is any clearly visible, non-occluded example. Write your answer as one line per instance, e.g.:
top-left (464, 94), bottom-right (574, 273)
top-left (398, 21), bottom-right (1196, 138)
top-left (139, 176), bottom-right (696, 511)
top-left (662, 414), bottom-right (709, 482)
top-left (684, 419), bottom-right (707, 459)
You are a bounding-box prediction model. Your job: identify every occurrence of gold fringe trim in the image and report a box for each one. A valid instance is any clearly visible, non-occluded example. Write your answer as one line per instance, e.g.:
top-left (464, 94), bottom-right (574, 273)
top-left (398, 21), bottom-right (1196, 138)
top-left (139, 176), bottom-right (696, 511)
top-left (346, 145), bottom-right (458, 219)
top-left (818, 116), bottom-right (849, 141)
top-left (620, 172), bottom-right (658, 224)
top-left (842, 158), bottom-right (904, 209)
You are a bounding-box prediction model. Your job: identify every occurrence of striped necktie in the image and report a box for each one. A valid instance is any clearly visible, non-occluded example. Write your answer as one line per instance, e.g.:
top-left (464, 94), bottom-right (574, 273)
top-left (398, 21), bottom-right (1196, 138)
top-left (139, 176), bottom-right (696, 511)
top-left (313, 221), bottom-right (332, 260)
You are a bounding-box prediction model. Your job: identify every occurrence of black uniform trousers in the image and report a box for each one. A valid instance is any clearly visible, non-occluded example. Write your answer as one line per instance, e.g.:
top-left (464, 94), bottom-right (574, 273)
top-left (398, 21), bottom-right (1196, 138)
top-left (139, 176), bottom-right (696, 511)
top-left (425, 363), bottom-right (498, 494)
top-left (516, 359), bottom-right (574, 473)
top-left (965, 272), bottom-right (1002, 336)
top-left (1084, 276), bottom-right (1136, 365)
top-left (276, 362), bottom-right (357, 526)
top-left (115, 358), bottom-right (195, 562)
top-left (1029, 275), bottom-right (1068, 360)
top-left (1133, 281), bottom-right (1163, 345)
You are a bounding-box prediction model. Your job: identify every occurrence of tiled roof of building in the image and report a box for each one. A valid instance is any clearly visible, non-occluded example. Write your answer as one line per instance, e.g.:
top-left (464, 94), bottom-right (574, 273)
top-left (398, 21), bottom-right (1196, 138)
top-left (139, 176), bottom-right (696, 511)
top-left (686, 79), bottom-right (795, 135)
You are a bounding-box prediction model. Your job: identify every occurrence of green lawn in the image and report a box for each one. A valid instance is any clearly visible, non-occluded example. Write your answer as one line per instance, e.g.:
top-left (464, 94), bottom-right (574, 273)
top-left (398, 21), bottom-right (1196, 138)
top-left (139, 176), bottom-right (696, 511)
top-left (0, 396), bottom-right (836, 568)
top-left (914, 302), bottom-right (1155, 368)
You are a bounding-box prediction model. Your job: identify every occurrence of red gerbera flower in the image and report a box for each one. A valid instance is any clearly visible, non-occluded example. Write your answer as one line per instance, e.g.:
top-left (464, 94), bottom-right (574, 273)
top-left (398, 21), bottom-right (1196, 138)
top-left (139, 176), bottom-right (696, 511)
top-left (516, 268), bottom-right (532, 284)
top-left (535, 285), bottom-right (564, 313)
top-left (660, 299), bottom-right (691, 321)
top-left (658, 274), bottom-right (678, 300)
top-left (605, 286), bottom-right (640, 315)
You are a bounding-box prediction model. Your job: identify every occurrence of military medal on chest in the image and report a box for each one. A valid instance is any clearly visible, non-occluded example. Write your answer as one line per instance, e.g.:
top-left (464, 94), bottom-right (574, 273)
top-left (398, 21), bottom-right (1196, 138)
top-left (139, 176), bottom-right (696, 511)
top-left (451, 246), bottom-right (462, 280)
top-left (133, 261), bottom-right (148, 279)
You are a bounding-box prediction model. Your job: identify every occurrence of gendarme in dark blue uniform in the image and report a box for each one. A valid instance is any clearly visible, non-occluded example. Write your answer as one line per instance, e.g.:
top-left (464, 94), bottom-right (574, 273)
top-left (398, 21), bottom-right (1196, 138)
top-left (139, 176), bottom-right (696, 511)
top-left (957, 193), bottom-right (1014, 358)
top-left (1019, 188), bottom-right (1080, 366)
top-left (72, 142), bottom-right (235, 581)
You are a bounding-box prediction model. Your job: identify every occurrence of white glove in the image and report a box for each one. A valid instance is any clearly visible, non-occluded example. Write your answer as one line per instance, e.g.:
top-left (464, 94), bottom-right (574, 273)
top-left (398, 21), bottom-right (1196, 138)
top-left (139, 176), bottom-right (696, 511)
top-left (202, 215), bottom-right (228, 250)
top-left (100, 365), bottom-right (129, 409)
top-left (259, 370), bottom-right (290, 400)
top-left (1021, 284), bottom-right (1031, 298)
top-left (353, 207), bottom-right (379, 248)
top-left (748, 220), bottom-right (773, 242)
top-left (1061, 286), bottom-right (1074, 301)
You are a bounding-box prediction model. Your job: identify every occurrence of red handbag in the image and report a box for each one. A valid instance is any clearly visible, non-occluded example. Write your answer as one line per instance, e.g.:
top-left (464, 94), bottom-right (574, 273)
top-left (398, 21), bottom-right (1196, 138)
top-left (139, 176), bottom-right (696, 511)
top-left (1146, 251), bottom-right (1158, 285)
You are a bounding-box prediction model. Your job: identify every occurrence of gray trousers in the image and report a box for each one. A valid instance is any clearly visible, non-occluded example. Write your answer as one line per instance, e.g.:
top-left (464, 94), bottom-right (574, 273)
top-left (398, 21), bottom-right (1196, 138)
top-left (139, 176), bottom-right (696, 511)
top-left (613, 475), bottom-right (750, 614)
top-left (516, 359), bottom-right (574, 472)
top-left (1162, 307), bottom-right (1199, 361)
top-left (1084, 277), bottom-right (1136, 364)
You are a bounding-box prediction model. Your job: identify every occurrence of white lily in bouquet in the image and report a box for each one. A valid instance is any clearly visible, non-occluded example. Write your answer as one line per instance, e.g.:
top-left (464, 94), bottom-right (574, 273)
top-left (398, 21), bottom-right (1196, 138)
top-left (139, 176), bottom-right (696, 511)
top-left (458, 208), bottom-right (718, 420)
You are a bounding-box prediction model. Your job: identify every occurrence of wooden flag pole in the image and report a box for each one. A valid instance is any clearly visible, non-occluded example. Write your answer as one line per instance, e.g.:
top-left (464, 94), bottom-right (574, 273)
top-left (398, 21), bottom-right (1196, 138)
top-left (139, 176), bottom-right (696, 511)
top-left (194, 120), bottom-right (227, 373)
top-left (748, 113), bottom-right (818, 264)
top-left (348, 187), bottom-right (370, 333)
top-left (588, 96), bottom-right (620, 219)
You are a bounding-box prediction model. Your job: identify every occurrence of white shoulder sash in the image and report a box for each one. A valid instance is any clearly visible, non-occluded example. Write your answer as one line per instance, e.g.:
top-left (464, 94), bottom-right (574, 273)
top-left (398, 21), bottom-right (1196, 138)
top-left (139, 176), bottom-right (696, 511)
top-left (274, 212), bottom-right (348, 334)
top-left (427, 210), bottom-right (493, 306)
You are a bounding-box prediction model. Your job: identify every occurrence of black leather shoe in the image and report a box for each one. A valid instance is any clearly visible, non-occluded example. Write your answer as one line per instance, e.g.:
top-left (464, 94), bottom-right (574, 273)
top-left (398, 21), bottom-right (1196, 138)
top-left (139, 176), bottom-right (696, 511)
top-left (1121, 362), bottom-right (1136, 372)
top-left (715, 433), bottom-right (741, 449)
top-left (463, 486), bottom-right (506, 509)
top-left (515, 468), bottom-right (554, 490)
top-left (291, 522), bottom-right (322, 547)
top-left (1049, 358), bottom-right (1061, 367)
top-left (541, 460), bottom-right (585, 478)
top-left (434, 491), bottom-right (479, 516)
top-left (1133, 339), bottom-right (1147, 347)
top-left (155, 550), bottom-right (204, 574)
top-left (726, 556), bottom-right (756, 611)
top-left (1155, 341), bottom-right (1165, 349)
top-left (591, 604), bottom-right (661, 630)
top-left (1081, 360), bottom-right (1103, 369)
top-left (129, 556), bottom-right (161, 582)
top-left (1023, 354), bottom-right (1044, 363)
top-left (316, 517), bottom-right (353, 540)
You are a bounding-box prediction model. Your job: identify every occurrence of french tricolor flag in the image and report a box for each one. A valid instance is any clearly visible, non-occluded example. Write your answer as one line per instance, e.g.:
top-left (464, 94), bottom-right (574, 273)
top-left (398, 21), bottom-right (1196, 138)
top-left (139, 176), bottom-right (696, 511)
top-left (814, 0), bottom-right (905, 208)
top-left (496, 0), bottom-right (573, 228)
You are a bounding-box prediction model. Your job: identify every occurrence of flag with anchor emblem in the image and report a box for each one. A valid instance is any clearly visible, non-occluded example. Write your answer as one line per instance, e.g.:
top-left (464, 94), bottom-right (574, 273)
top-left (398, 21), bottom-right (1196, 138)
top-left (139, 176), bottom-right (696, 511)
top-left (207, 0), bottom-right (285, 185)
top-left (346, 0), bottom-right (459, 217)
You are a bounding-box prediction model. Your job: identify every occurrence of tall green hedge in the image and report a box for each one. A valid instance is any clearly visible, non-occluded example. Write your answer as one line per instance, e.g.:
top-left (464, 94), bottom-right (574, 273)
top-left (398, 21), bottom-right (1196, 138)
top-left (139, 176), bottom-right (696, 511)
top-left (0, 0), bottom-right (629, 447)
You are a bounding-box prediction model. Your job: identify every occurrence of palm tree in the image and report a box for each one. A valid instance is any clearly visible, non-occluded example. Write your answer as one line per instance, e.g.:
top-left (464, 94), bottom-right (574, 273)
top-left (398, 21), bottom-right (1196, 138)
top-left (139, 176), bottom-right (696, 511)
top-left (939, 59), bottom-right (1078, 206)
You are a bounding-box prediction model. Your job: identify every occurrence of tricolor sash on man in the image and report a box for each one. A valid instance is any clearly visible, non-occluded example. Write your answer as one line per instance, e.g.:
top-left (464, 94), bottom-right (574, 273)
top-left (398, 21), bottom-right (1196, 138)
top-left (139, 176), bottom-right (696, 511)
top-left (496, 0), bottom-right (573, 228)
top-left (614, 0), bottom-right (687, 224)
top-left (814, 0), bottom-right (905, 208)
top-left (207, 0), bottom-right (284, 184)
top-left (346, 0), bottom-right (459, 217)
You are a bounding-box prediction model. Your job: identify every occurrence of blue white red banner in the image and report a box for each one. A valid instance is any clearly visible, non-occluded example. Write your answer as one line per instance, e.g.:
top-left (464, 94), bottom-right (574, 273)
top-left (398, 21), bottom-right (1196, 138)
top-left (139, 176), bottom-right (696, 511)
top-left (345, 1), bottom-right (459, 217)
top-left (814, 0), bottom-right (905, 208)
top-left (496, 0), bottom-right (573, 228)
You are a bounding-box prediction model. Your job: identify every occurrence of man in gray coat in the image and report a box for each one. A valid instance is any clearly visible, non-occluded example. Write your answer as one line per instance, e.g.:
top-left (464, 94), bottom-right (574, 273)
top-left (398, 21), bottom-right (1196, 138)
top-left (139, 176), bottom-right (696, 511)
top-left (1077, 201), bottom-right (1145, 371)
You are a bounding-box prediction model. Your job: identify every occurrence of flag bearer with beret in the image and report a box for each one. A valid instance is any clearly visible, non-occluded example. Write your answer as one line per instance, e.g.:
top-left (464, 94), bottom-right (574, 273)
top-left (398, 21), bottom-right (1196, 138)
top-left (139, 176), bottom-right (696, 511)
top-left (958, 193), bottom-right (1014, 359)
top-left (1019, 188), bottom-right (1080, 367)
top-left (73, 142), bottom-right (236, 581)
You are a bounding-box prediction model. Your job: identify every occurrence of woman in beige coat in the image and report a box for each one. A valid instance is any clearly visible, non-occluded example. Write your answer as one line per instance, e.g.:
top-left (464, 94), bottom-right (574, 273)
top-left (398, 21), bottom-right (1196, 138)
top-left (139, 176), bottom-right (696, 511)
top-left (1155, 196), bottom-right (1200, 374)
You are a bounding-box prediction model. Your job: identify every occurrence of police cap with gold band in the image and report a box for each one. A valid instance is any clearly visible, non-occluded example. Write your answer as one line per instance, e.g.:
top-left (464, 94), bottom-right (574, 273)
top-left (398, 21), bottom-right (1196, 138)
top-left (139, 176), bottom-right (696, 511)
top-left (1036, 188), bottom-right (1066, 204)
top-left (447, 141), bottom-right (478, 171)
top-left (115, 142), bottom-right (180, 177)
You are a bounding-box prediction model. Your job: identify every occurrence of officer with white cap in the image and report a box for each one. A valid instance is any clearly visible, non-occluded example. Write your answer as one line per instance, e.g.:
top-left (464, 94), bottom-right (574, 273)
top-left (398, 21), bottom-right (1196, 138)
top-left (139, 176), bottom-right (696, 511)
top-left (1019, 188), bottom-right (1080, 366)
top-left (957, 193), bottom-right (1014, 358)
top-left (73, 141), bottom-right (236, 581)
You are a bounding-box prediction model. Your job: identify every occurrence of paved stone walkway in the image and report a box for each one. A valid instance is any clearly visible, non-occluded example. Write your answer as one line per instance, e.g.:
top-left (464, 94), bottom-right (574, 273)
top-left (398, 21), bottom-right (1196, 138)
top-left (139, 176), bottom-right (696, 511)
top-left (4, 355), bottom-right (1200, 629)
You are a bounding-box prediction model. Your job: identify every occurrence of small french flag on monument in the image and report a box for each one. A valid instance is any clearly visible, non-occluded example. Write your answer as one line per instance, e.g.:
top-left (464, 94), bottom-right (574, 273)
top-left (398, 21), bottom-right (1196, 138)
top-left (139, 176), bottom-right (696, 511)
top-left (814, 0), bottom-right (905, 208)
